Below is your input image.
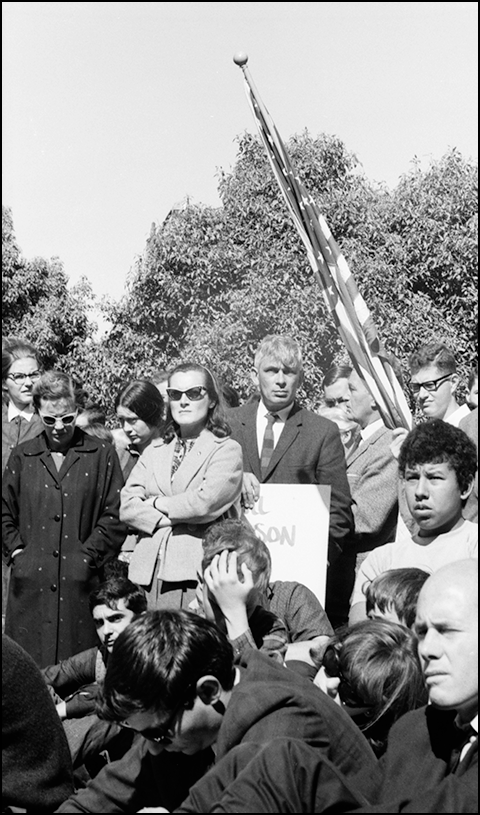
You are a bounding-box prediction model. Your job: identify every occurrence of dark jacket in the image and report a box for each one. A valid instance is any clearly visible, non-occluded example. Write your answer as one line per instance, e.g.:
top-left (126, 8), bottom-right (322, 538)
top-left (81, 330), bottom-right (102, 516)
top-left (55, 650), bottom-right (376, 813)
top-left (2, 430), bottom-right (127, 667)
top-left (228, 400), bottom-right (353, 566)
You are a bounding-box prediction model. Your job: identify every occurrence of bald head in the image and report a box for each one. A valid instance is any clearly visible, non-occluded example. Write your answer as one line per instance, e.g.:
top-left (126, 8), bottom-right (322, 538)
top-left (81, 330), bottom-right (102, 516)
top-left (414, 559), bottom-right (478, 722)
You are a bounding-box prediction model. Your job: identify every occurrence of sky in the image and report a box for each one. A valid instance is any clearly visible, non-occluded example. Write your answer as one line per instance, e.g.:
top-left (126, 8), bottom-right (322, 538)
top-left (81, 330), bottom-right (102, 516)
top-left (2, 1), bottom-right (478, 305)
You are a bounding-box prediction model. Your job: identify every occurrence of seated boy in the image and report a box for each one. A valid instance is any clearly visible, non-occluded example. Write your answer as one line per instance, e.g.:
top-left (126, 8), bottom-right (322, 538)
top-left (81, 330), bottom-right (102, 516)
top-left (42, 575), bottom-right (147, 774)
top-left (194, 519), bottom-right (333, 664)
top-left (349, 419), bottom-right (478, 623)
top-left (364, 567), bottom-right (430, 628)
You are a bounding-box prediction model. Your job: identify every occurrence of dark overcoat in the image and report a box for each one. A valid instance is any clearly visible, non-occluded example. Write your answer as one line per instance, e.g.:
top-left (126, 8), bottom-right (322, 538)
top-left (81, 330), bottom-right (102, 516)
top-left (2, 429), bottom-right (127, 667)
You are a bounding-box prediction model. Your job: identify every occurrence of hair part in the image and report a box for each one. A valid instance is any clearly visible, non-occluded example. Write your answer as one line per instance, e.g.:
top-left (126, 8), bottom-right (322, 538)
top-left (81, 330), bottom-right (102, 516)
top-left (322, 363), bottom-right (353, 389)
top-left (115, 379), bottom-right (164, 427)
top-left (364, 568), bottom-right (431, 628)
top-left (163, 362), bottom-right (231, 442)
top-left (2, 336), bottom-right (40, 381)
top-left (398, 419), bottom-right (477, 495)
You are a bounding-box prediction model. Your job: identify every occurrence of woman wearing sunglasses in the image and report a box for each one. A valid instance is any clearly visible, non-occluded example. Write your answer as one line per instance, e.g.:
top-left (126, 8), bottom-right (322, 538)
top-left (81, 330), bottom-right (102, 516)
top-left (2, 370), bottom-right (127, 668)
top-left (120, 362), bottom-right (243, 610)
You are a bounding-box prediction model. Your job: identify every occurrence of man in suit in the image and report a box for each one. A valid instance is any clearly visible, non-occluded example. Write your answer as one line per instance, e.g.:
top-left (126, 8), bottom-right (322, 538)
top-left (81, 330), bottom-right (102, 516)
top-left (345, 368), bottom-right (401, 623)
top-left (459, 406), bottom-right (478, 523)
top-left (227, 335), bottom-right (353, 628)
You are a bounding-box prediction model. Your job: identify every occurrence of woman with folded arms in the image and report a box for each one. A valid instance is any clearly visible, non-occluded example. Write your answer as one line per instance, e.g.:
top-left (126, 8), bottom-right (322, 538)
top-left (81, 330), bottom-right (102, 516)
top-left (120, 362), bottom-right (243, 610)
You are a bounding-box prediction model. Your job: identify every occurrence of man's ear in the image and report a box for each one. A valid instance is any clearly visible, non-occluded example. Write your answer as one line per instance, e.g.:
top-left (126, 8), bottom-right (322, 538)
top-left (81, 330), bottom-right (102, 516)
top-left (196, 675), bottom-right (222, 706)
top-left (460, 476), bottom-right (475, 502)
top-left (450, 373), bottom-right (459, 393)
top-left (250, 367), bottom-right (259, 389)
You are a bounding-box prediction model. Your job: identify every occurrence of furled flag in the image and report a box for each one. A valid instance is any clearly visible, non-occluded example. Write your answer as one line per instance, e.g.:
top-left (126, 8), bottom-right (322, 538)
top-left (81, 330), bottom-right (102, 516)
top-left (234, 53), bottom-right (412, 430)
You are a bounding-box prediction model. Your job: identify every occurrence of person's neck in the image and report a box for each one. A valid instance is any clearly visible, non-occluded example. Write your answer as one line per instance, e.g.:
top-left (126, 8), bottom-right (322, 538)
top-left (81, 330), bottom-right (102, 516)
top-left (415, 512), bottom-right (465, 543)
top-left (179, 424), bottom-right (204, 440)
top-left (441, 397), bottom-right (461, 421)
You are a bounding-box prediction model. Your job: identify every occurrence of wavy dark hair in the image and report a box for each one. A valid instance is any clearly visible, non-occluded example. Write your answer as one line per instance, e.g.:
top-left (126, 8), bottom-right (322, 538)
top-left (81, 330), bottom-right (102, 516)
top-left (88, 576), bottom-right (147, 616)
top-left (96, 609), bottom-right (235, 722)
top-left (114, 380), bottom-right (164, 428)
top-left (398, 418), bottom-right (477, 495)
top-left (163, 363), bottom-right (230, 442)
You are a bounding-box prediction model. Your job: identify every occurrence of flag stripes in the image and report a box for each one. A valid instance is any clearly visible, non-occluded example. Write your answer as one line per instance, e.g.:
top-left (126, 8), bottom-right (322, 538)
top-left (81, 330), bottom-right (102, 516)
top-left (239, 63), bottom-right (412, 430)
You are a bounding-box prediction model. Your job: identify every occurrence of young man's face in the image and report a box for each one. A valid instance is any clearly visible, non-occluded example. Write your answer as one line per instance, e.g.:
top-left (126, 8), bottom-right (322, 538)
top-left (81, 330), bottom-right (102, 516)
top-left (123, 696), bottom-right (221, 756)
top-left (347, 370), bottom-right (375, 429)
top-left (410, 364), bottom-right (456, 420)
top-left (92, 599), bottom-right (136, 653)
top-left (252, 356), bottom-right (302, 413)
top-left (414, 580), bottom-right (478, 721)
top-left (403, 460), bottom-right (471, 536)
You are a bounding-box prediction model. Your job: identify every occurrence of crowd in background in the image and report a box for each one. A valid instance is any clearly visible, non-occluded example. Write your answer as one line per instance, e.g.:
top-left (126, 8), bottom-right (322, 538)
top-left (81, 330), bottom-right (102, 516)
top-left (2, 333), bottom-right (478, 814)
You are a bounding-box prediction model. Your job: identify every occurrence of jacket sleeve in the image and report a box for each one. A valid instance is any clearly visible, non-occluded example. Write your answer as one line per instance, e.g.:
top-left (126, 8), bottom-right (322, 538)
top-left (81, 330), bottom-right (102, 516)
top-left (349, 439), bottom-right (399, 549)
top-left (42, 649), bottom-right (98, 698)
top-left (2, 449), bottom-right (26, 563)
top-left (155, 440), bottom-right (243, 524)
top-left (80, 447), bottom-right (128, 567)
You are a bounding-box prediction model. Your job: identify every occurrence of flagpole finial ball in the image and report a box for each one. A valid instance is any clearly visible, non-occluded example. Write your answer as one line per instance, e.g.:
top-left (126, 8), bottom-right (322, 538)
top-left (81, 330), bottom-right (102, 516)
top-left (233, 52), bottom-right (248, 66)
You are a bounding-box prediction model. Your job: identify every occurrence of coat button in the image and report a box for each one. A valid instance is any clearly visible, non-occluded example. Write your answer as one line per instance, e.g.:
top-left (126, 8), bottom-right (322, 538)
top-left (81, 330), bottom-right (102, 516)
top-left (54, 514), bottom-right (61, 521)
top-left (52, 550), bottom-right (59, 558)
top-left (50, 584), bottom-right (57, 592)
top-left (54, 484), bottom-right (60, 490)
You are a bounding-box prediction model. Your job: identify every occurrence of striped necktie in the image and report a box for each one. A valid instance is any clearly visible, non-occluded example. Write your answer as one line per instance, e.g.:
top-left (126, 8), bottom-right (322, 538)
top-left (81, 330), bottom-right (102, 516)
top-left (260, 413), bottom-right (278, 477)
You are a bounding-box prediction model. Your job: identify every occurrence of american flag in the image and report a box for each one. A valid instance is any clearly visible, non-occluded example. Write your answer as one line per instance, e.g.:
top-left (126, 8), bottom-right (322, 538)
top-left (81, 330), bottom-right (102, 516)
top-left (236, 57), bottom-right (412, 431)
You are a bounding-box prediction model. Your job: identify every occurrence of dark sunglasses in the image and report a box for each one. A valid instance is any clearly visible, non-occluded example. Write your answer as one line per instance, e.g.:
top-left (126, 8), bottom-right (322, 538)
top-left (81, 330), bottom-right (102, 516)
top-left (39, 411), bottom-right (78, 427)
top-left (166, 386), bottom-right (207, 402)
top-left (119, 686), bottom-right (193, 744)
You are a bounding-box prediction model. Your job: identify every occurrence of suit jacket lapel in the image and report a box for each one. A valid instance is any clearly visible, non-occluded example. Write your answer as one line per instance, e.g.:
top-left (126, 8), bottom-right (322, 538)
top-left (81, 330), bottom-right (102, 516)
top-left (171, 431), bottom-right (216, 493)
top-left (263, 403), bottom-right (302, 479)
top-left (238, 403), bottom-right (261, 476)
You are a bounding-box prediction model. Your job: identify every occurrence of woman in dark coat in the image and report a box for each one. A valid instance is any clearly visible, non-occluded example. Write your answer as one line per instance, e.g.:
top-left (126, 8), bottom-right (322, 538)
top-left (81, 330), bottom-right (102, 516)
top-left (2, 370), bottom-right (127, 667)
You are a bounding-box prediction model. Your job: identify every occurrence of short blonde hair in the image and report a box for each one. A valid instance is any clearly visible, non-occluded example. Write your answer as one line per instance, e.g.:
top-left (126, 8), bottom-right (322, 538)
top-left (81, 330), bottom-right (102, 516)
top-left (254, 335), bottom-right (303, 372)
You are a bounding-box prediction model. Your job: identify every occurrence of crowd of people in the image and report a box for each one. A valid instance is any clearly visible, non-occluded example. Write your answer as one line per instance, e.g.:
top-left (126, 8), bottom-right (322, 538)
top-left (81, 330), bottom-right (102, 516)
top-left (2, 332), bottom-right (478, 814)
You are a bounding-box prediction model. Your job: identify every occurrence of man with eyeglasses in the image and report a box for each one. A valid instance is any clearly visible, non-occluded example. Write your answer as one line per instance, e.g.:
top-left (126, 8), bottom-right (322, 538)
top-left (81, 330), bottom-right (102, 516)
top-left (409, 342), bottom-right (470, 427)
top-left (54, 609), bottom-right (375, 813)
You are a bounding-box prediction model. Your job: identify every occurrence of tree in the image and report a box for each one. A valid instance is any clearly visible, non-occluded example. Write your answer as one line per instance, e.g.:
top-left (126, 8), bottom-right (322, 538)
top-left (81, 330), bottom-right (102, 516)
top-left (2, 205), bottom-right (95, 368)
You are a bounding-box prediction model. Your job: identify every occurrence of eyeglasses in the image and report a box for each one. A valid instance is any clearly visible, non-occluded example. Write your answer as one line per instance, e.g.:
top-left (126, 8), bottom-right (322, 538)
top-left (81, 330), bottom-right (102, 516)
top-left (410, 373), bottom-right (453, 395)
top-left (324, 397), bottom-right (350, 408)
top-left (6, 370), bottom-right (42, 384)
top-left (39, 411), bottom-right (78, 427)
top-left (166, 386), bottom-right (207, 402)
top-left (119, 691), bottom-right (191, 744)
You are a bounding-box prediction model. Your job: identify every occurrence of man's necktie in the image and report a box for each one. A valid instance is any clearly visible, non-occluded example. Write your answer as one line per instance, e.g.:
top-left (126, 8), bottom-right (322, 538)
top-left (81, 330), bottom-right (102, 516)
top-left (260, 413), bottom-right (278, 477)
top-left (448, 723), bottom-right (477, 772)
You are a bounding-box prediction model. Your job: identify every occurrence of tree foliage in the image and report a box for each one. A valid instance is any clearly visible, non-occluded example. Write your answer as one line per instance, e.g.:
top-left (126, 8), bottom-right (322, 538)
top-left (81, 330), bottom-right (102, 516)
top-left (2, 134), bottom-right (477, 419)
top-left (2, 205), bottom-right (94, 368)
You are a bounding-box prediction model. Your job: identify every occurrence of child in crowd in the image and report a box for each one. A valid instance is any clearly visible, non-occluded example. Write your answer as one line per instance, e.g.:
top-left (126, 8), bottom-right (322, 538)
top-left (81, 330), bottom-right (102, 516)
top-left (349, 419), bottom-right (478, 622)
top-left (364, 567), bottom-right (430, 628)
top-left (308, 619), bottom-right (427, 757)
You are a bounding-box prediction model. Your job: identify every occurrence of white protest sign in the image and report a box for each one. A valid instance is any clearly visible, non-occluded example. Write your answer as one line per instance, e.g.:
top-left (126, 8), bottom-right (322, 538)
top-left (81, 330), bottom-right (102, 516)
top-left (245, 484), bottom-right (330, 605)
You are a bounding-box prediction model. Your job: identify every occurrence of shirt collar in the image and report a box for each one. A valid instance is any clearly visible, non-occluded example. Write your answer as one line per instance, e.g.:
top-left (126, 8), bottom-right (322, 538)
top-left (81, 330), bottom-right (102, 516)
top-left (455, 713), bottom-right (478, 735)
top-left (360, 417), bottom-right (384, 442)
top-left (7, 402), bottom-right (35, 422)
top-left (258, 401), bottom-right (293, 423)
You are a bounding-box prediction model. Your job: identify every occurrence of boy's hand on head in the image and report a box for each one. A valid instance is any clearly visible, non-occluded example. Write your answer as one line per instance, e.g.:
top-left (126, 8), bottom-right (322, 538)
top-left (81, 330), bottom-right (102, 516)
top-left (204, 549), bottom-right (253, 619)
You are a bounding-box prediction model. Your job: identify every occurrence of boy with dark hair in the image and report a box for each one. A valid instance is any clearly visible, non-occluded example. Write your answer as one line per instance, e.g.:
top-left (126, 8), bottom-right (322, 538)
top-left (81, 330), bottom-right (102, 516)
top-left (349, 419), bottom-right (477, 622)
top-left (43, 576), bottom-right (147, 775)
